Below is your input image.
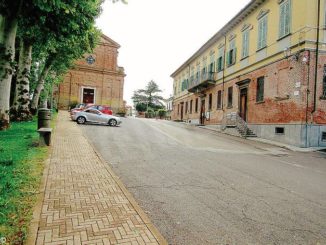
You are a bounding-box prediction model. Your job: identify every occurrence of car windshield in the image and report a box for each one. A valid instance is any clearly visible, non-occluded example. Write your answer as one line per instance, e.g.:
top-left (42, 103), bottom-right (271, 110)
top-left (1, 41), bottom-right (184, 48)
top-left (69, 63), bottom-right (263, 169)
top-left (85, 109), bottom-right (100, 114)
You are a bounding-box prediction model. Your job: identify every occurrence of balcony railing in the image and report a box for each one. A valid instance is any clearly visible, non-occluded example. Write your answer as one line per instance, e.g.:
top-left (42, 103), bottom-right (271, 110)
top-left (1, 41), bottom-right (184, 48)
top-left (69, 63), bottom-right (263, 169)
top-left (201, 72), bottom-right (214, 82)
top-left (187, 72), bottom-right (216, 93)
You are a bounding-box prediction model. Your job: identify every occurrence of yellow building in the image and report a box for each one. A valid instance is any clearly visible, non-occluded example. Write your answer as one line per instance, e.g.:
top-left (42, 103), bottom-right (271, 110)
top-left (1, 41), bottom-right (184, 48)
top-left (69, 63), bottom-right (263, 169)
top-left (171, 0), bottom-right (326, 147)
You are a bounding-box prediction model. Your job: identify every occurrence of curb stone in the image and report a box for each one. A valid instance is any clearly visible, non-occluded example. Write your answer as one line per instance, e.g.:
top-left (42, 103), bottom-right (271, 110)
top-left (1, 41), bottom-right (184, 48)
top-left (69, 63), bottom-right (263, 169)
top-left (26, 118), bottom-right (57, 245)
top-left (84, 133), bottom-right (168, 245)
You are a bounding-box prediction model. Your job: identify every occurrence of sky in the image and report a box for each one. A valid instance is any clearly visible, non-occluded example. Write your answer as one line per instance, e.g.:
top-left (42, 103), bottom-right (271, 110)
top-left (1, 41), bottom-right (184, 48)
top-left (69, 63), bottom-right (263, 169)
top-left (96, 0), bottom-right (251, 106)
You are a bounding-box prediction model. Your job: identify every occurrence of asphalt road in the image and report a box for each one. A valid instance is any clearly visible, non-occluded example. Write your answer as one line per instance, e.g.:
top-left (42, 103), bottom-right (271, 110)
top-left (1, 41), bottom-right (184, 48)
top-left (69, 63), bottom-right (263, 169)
top-left (81, 117), bottom-right (326, 245)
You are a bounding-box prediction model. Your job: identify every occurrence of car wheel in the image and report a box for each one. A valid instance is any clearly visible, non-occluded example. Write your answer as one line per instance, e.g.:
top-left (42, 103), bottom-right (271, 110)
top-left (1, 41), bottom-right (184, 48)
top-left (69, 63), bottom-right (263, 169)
top-left (108, 119), bottom-right (117, 126)
top-left (77, 116), bottom-right (86, 124)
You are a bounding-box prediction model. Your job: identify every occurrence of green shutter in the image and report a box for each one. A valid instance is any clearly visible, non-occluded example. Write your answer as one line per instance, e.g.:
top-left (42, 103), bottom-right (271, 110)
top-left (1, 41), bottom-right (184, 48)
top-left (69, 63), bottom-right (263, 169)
top-left (263, 16), bottom-right (267, 46)
top-left (242, 30), bottom-right (249, 58)
top-left (258, 16), bottom-right (267, 49)
top-left (279, 3), bottom-right (284, 37)
top-left (232, 48), bottom-right (237, 64)
top-left (258, 20), bottom-right (261, 49)
top-left (242, 32), bottom-right (245, 58)
top-left (285, 0), bottom-right (291, 35)
top-left (279, 0), bottom-right (291, 37)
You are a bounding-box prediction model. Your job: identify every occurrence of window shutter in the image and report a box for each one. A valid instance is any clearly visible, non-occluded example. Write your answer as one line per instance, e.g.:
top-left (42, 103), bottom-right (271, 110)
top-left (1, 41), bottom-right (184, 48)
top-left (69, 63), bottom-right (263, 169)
top-left (279, 5), bottom-right (283, 37)
top-left (226, 51), bottom-right (230, 66)
top-left (242, 31), bottom-right (249, 58)
top-left (285, 1), bottom-right (291, 35)
top-left (279, 1), bottom-right (287, 37)
top-left (263, 17), bottom-right (267, 46)
top-left (242, 33), bottom-right (246, 58)
top-left (232, 48), bottom-right (237, 64)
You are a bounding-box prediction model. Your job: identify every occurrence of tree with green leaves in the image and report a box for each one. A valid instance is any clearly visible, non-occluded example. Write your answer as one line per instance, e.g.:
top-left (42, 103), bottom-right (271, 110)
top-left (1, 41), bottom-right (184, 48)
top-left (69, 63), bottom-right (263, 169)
top-left (0, 0), bottom-right (104, 127)
top-left (0, 0), bottom-right (128, 128)
top-left (132, 80), bottom-right (165, 113)
top-left (28, 0), bottom-right (103, 114)
top-left (0, 1), bottom-right (23, 128)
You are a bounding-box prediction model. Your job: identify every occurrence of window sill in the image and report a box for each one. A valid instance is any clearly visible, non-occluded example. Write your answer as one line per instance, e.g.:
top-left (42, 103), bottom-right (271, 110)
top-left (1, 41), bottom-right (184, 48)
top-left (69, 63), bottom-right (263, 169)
top-left (216, 107), bottom-right (222, 110)
top-left (320, 96), bottom-right (326, 100)
top-left (227, 106), bottom-right (233, 109)
top-left (256, 100), bottom-right (265, 104)
top-left (277, 33), bottom-right (291, 42)
top-left (256, 46), bottom-right (267, 52)
top-left (274, 95), bottom-right (290, 101)
top-left (240, 56), bottom-right (249, 61)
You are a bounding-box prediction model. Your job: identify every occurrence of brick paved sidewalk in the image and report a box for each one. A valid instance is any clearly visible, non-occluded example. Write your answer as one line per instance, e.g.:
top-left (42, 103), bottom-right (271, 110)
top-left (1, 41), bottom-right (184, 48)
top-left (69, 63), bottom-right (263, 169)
top-left (28, 111), bottom-right (167, 245)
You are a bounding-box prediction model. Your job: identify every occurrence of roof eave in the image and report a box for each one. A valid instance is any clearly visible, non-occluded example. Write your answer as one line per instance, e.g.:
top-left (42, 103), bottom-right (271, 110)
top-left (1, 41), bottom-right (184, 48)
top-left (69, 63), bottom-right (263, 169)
top-left (170, 0), bottom-right (264, 78)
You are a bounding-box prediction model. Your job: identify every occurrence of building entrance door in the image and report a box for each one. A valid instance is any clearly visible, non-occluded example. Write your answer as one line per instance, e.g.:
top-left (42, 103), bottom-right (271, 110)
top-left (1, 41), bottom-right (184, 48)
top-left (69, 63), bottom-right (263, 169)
top-left (239, 88), bottom-right (248, 122)
top-left (200, 99), bottom-right (205, 125)
top-left (83, 88), bottom-right (95, 104)
top-left (180, 102), bottom-right (184, 121)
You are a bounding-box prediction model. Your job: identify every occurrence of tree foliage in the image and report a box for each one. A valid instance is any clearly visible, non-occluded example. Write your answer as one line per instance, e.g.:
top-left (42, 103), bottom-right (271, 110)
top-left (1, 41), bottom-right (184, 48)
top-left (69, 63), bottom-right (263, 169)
top-left (132, 80), bottom-right (165, 112)
top-left (0, 0), bottom-right (108, 127)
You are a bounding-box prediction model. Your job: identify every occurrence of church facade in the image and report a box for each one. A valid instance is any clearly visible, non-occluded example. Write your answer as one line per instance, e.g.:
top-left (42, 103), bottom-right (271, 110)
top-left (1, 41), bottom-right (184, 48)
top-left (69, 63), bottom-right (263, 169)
top-left (57, 34), bottom-right (125, 113)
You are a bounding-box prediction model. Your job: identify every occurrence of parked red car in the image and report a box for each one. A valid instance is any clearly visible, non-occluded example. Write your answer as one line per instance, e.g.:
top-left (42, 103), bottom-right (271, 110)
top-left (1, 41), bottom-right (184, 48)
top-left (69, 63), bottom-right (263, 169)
top-left (70, 103), bottom-right (93, 119)
top-left (70, 104), bottom-right (112, 120)
top-left (88, 105), bottom-right (113, 115)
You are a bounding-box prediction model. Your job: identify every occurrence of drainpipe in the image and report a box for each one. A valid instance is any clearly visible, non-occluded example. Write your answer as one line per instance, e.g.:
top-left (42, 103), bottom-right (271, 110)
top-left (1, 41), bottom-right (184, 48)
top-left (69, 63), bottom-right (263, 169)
top-left (305, 50), bottom-right (311, 147)
top-left (68, 72), bottom-right (72, 109)
top-left (312, 0), bottom-right (321, 114)
top-left (222, 34), bottom-right (227, 111)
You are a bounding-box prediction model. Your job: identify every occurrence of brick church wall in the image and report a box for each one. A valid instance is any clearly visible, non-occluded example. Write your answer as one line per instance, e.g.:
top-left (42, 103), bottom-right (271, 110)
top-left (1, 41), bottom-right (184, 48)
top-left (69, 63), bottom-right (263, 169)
top-left (57, 34), bottom-right (125, 112)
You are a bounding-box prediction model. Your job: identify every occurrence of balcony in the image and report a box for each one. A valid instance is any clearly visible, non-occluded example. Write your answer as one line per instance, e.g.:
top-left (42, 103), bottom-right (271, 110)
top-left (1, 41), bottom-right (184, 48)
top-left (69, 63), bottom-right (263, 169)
top-left (188, 72), bottom-right (216, 93)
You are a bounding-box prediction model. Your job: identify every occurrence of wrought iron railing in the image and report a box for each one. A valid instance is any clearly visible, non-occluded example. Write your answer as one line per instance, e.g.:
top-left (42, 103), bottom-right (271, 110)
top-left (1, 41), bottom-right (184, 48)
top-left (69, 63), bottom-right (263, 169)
top-left (201, 72), bottom-right (214, 82)
top-left (188, 72), bottom-right (215, 91)
top-left (188, 77), bottom-right (199, 89)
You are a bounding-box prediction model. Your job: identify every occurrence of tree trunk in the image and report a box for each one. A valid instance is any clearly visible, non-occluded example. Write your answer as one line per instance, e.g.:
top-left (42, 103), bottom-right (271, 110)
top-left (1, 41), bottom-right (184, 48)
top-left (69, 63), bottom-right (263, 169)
top-left (30, 64), bottom-right (51, 114)
top-left (11, 39), bottom-right (32, 121)
top-left (41, 90), bottom-right (48, 109)
top-left (0, 15), bottom-right (18, 130)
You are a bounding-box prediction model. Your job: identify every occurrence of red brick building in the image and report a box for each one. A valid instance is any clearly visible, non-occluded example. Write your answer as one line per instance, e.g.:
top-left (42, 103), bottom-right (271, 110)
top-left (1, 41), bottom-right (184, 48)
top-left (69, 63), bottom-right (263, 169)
top-left (57, 34), bottom-right (125, 113)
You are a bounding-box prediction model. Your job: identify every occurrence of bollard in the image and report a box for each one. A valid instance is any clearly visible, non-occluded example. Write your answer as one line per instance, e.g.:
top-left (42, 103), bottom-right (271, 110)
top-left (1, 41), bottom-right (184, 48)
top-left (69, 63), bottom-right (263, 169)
top-left (38, 108), bottom-right (51, 129)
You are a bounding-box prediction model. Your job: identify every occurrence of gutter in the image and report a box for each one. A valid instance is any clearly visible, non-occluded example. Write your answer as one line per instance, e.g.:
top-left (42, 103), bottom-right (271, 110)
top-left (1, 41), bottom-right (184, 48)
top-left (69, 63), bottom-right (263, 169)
top-left (305, 50), bottom-right (311, 148)
top-left (170, 0), bottom-right (260, 78)
top-left (222, 35), bottom-right (227, 111)
top-left (312, 0), bottom-right (321, 114)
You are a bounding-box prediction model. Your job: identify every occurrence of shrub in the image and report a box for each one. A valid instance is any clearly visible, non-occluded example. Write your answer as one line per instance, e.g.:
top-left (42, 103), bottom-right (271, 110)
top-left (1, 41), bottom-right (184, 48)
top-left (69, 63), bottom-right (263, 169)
top-left (158, 109), bottom-right (166, 119)
top-left (145, 108), bottom-right (154, 118)
top-left (117, 108), bottom-right (126, 117)
top-left (68, 101), bottom-right (78, 110)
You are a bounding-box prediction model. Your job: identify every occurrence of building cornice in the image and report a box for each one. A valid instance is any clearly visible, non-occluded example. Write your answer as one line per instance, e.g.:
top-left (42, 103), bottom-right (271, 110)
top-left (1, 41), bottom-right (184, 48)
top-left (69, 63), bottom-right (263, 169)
top-left (100, 33), bottom-right (121, 49)
top-left (72, 65), bottom-right (126, 77)
top-left (171, 0), bottom-right (265, 78)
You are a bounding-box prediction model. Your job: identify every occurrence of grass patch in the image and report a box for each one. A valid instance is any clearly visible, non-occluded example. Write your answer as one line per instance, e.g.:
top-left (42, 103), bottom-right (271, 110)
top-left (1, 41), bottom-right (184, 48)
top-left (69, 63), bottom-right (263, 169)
top-left (0, 114), bottom-right (55, 244)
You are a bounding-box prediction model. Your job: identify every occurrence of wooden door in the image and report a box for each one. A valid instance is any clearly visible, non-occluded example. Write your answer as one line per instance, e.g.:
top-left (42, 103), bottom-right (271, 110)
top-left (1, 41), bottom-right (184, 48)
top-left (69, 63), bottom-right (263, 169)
top-left (83, 88), bottom-right (94, 104)
top-left (239, 88), bottom-right (248, 121)
top-left (200, 99), bottom-right (205, 125)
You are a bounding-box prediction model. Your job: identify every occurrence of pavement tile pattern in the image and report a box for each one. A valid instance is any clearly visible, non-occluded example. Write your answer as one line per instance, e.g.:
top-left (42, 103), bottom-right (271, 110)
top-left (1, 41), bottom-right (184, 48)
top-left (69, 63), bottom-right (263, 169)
top-left (35, 112), bottom-right (161, 245)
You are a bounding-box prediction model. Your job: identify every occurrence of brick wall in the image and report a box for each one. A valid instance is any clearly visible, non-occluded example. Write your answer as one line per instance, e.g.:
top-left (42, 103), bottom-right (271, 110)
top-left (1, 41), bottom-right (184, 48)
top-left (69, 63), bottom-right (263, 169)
top-left (171, 50), bottom-right (326, 126)
top-left (57, 35), bottom-right (125, 112)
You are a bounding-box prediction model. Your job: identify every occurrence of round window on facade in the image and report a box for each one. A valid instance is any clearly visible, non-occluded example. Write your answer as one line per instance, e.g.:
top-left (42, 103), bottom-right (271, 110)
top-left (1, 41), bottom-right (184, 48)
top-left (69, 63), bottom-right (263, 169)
top-left (86, 55), bottom-right (95, 65)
